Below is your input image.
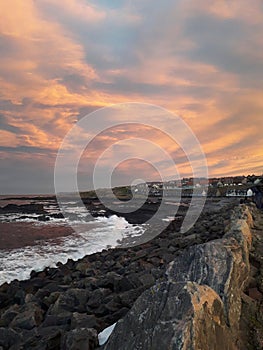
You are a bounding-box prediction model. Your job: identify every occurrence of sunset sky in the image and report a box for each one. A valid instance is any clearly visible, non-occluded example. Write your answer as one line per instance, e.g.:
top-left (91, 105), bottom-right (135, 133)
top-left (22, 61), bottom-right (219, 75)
top-left (1, 0), bottom-right (263, 194)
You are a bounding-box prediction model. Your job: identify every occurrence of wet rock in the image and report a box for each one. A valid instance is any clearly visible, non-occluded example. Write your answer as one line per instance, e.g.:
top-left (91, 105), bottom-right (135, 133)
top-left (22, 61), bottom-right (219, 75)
top-left (50, 213), bottom-right (64, 219)
top-left (0, 203), bottom-right (46, 214)
top-left (37, 215), bottom-right (50, 222)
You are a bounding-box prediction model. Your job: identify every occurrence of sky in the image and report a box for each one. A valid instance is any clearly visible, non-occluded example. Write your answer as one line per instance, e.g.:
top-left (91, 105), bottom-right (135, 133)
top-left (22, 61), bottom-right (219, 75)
top-left (0, 0), bottom-right (263, 194)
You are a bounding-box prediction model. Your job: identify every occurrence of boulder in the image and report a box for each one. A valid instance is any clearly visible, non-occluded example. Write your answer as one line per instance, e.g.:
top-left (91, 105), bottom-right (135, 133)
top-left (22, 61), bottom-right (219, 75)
top-left (103, 281), bottom-right (236, 350)
top-left (0, 305), bottom-right (19, 327)
top-left (61, 328), bottom-right (98, 350)
top-left (42, 311), bottom-right (72, 328)
top-left (48, 289), bottom-right (90, 314)
top-left (71, 313), bottom-right (99, 330)
top-left (0, 328), bottom-right (21, 349)
top-left (32, 326), bottom-right (64, 349)
top-left (10, 303), bottom-right (43, 330)
top-left (86, 289), bottom-right (111, 309)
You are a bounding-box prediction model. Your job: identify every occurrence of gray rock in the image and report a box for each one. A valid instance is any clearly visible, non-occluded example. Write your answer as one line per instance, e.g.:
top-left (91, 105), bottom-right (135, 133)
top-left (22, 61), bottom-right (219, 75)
top-left (138, 273), bottom-right (155, 287)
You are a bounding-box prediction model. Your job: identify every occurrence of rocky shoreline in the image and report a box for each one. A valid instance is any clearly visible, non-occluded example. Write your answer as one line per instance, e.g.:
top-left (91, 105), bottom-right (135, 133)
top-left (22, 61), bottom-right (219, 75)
top-left (104, 203), bottom-right (263, 350)
top-left (0, 200), bottom-right (262, 349)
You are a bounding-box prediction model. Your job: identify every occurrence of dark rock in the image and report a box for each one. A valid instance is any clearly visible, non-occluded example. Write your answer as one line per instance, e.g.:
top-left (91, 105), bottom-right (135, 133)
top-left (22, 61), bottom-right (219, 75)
top-left (138, 273), bottom-right (155, 287)
top-left (61, 328), bottom-right (98, 350)
top-left (112, 307), bottom-right (129, 320)
top-left (87, 289), bottom-right (111, 309)
top-left (0, 305), bottom-right (19, 327)
top-left (29, 277), bottom-right (48, 290)
top-left (50, 213), bottom-right (64, 219)
top-left (75, 261), bottom-right (90, 275)
top-left (42, 282), bottom-right (68, 294)
top-left (10, 303), bottom-right (44, 330)
top-left (0, 203), bottom-right (47, 214)
top-left (37, 215), bottom-right (50, 221)
top-left (0, 328), bottom-right (21, 349)
top-left (41, 291), bottom-right (60, 309)
top-left (71, 313), bottom-right (99, 330)
top-left (48, 289), bottom-right (90, 314)
top-left (117, 288), bottom-right (145, 308)
top-left (0, 292), bottom-right (9, 309)
top-left (91, 304), bottom-right (109, 317)
top-left (104, 300), bottom-right (121, 313)
top-left (113, 276), bottom-right (135, 293)
top-left (102, 307), bottom-right (130, 328)
top-left (42, 311), bottom-right (72, 328)
top-left (34, 326), bottom-right (64, 349)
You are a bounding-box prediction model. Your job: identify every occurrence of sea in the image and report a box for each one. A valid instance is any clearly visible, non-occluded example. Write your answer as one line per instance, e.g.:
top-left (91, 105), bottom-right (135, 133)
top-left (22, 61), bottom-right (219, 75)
top-left (0, 195), bottom-right (146, 286)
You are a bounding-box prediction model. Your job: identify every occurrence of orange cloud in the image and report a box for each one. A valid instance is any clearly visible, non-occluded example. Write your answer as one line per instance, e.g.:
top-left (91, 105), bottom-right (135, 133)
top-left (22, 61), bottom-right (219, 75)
top-left (0, 0), bottom-right (263, 193)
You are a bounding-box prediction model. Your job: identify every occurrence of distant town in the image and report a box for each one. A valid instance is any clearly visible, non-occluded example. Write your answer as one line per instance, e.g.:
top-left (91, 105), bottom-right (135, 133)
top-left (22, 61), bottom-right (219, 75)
top-left (131, 175), bottom-right (263, 198)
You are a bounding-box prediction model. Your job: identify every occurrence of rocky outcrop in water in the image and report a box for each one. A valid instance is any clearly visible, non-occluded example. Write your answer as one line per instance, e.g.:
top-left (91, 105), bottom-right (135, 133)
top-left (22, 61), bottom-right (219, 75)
top-left (0, 203), bottom-right (47, 215)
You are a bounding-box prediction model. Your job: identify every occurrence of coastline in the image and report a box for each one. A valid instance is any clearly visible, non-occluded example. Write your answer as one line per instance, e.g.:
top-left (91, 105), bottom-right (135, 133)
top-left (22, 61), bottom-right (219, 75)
top-left (0, 199), bottom-right (243, 349)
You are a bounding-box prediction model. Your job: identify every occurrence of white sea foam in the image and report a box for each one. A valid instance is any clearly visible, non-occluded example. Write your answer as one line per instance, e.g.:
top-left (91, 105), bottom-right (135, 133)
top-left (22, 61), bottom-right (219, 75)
top-left (0, 215), bottom-right (145, 285)
top-left (162, 216), bottom-right (175, 222)
top-left (0, 204), bottom-right (89, 224)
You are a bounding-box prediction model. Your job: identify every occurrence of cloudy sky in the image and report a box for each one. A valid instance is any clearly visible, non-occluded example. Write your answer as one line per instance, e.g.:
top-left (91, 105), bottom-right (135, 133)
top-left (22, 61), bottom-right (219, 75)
top-left (1, 0), bottom-right (263, 194)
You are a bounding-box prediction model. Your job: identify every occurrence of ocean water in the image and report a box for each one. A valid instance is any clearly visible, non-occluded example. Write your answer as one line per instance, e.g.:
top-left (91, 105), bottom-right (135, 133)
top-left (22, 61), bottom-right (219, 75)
top-left (0, 197), bottom-right (145, 285)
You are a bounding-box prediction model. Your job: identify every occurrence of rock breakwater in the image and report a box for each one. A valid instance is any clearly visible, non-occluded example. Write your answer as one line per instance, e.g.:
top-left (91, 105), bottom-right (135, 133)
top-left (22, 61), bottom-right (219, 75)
top-left (104, 204), bottom-right (263, 350)
top-left (0, 200), bottom-right (261, 349)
